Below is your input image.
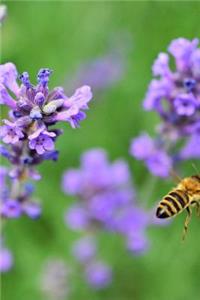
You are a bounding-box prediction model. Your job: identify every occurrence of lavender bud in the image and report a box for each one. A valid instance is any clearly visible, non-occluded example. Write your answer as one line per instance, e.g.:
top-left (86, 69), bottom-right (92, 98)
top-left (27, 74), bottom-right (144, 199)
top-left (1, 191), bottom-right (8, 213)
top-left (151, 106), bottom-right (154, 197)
top-left (34, 92), bottom-right (45, 106)
top-left (37, 68), bottom-right (52, 85)
top-left (19, 72), bottom-right (31, 88)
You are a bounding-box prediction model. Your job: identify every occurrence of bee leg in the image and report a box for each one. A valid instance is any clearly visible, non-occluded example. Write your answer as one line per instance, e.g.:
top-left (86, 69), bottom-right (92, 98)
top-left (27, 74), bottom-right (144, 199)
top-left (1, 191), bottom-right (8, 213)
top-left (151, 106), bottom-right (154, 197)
top-left (195, 202), bottom-right (200, 217)
top-left (182, 207), bottom-right (192, 241)
top-left (191, 200), bottom-right (200, 216)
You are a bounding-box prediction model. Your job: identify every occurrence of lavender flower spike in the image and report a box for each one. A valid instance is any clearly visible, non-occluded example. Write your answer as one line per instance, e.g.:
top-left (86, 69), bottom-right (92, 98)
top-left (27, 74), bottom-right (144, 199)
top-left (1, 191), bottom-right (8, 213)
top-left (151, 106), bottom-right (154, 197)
top-left (131, 38), bottom-right (200, 177)
top-left (0, 62), bottom-right (92, 272)
top-left (0, 63), bottom-right (92, 221)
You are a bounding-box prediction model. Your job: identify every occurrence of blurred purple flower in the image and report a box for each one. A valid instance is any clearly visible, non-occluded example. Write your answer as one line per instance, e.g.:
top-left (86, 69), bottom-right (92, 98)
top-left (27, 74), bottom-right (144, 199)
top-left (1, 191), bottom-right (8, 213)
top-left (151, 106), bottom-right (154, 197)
top-left (62, 148), bottom-right (159, 289)
top-left (180, 133), bottom-right (200, 159)
top-left (85, 261), bottom-right (112, 289)
top-left (22, 201), bottom-right (41, 219)
top-left (131, 38), bottom-right (200, 177)
top-left (146, 151), bottom-right (172, 178)
top-left (64, 205), bottom-right (89, 230)
top-left (1, 199), bottom-right (22, 218)
top-left (71, 237), bottom-right (96, 263)
top-left (67, 54), bottom-right (125, 94)
top-left (130, 133), bottom-right (155, 160)
top-left (126, 232), bottom-right (149, 255)
top-left (0, 246), bottom-right (13, 273)
top-left (66, 31), bottom-right (132, 95)
top-left (130, 134), bottom-right (172, 178)
top-left (173, 93), bottom-right (198, 116)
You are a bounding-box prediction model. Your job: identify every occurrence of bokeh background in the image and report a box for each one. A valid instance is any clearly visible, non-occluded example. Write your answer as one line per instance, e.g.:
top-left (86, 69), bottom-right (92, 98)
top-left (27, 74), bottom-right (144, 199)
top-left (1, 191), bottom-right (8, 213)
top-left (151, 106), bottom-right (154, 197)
top-left (1, 1), bottom-right (200, 300)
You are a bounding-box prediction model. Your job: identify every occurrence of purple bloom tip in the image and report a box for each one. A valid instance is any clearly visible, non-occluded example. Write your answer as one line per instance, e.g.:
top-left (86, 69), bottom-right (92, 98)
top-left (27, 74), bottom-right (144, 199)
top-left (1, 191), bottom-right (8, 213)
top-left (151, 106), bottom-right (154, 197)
top-left (37, 68), bottom-right (52, 85)
top-left (19, 72), bottom-right (31, 88)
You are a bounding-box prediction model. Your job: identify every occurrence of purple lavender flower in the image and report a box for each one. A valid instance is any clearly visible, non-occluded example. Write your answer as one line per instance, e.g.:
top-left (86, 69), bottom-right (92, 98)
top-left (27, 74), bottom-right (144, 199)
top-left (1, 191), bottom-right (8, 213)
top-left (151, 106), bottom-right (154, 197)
top-left (85, 261), bottom-right (112, 289)
top-left (126, 232), bottom-right (149, 255)
top-left (146, 151), bottom-right (172, 178)
top-left (62, 149), bottom-right (162, 289)
top-left (71, 237), bottom-right (96, 263)
top-left (0, 199), bottom-right (22, 218)
top-left (131, 38), bottom-right (200, 177)
top-left (22, 201), bottom-right (41, 219)
top-left (64, 205), bottom-right (89, 230)
top-left (168, 38), bottom-right (198, 72)
top-left (0, 120), bottom-right (24, 144)
top-left (0, 62), bottom-right (92, 225)
top-left (144, 38), bottom-right (200, 128)
top-left (56, 85), bottom-right (92, 128)
top-left (63, 148), bottom-right (154, 255)
top-left (28, 128), bottom-right (56, 155)
top-left (180, 133), bottom-right (200, 159)
top-left (0, 63), bottom-right (19, 95)
top-left (0, 63), bottom-right (92, 153)
top-left (0, 246), bottom-right (13, 273)
top-left (62, 170), bottom-right (82, 195)
top-left (65, 31), bottom-right (132, 95)
top-left (173, 93), bottom-right (198, 116)
top-left (0, 167), bottom-right (7, 191)
top-left (130, 134), bottom-right (172, 178)
top-left (130, 133), bottom-right (155, 160)
top-left (0, 62), bottom-right (93, 279)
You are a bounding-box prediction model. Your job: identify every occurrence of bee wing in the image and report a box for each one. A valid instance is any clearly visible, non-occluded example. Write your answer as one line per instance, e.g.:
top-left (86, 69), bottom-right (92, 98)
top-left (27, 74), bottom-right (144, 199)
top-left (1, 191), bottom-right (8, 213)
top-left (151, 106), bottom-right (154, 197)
top-left (170, 168), bottom-right (182, 184)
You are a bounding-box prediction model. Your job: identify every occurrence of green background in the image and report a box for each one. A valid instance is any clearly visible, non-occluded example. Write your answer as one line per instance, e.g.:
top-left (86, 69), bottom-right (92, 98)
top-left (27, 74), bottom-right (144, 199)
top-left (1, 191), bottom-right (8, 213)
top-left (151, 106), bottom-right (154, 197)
top-left (1, 1), bottom-right (200, 300)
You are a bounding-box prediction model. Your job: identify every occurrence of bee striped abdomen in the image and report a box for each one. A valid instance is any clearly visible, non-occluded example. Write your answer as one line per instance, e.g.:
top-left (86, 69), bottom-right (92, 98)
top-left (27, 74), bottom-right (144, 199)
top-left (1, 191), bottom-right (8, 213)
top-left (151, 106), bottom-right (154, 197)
top-left (156, 190), bottom-right (189, 219)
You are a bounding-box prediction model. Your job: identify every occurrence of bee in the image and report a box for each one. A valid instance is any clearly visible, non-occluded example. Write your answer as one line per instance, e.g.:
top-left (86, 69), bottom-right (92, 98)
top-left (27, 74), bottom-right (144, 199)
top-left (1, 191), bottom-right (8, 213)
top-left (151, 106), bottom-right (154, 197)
top-left (156, 174), bottom-right (200, 240)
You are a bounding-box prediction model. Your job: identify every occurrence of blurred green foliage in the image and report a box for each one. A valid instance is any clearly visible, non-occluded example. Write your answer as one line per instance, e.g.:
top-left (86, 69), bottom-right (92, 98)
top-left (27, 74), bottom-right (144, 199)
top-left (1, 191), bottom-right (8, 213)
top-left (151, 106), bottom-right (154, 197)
top-left (1, 1), bottom-right (200, 300)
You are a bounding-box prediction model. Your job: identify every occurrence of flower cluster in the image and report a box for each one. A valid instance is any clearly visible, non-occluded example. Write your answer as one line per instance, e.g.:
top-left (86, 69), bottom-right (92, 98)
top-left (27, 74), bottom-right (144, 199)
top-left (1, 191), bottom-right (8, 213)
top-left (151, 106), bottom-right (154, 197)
top-left (0, 62), bottom-right (92, 272)
top-left (130, 38), bottom-right (200, 177)
top-left (62, 149), bottom-right (155, 289)
top-left (0, 62), bottom-right (92, 220)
